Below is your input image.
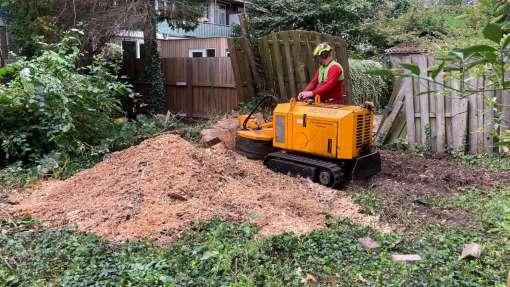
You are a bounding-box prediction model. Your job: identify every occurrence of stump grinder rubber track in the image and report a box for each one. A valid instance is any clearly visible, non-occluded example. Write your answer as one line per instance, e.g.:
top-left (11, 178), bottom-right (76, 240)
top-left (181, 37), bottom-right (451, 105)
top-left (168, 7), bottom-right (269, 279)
top-left (264, 151), bottom-right (344, 187)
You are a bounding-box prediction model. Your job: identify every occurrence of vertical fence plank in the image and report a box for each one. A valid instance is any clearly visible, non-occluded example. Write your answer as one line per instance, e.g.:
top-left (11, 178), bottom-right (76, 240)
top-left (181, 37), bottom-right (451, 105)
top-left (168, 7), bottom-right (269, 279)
top-left (270, 33), bottom-right (286, 98)
top-left (402, 56), bottom-right (420, 145)
top-left (476, 77), bottom-right (485, 153)
top-left (444, 73), bottom-right (454, 147)
top-left (427, 56), bottom-right (437, 152)
top-left (414, 55), bottom-right (429, 146)
top-left (404, 56), bottom-right (416, 145)
top-left (502, 71), bottom-right (510, 152)
top-left (435, 71), bottom-right (446, 153)
top-left (484, 88), bottom-right (495, 154)
top-left (451, 77), bottom-right (468, 151)
top-left (468, 76), bottom-right (479, 154)
top-left (289, 31), bottom-right (307, 93)
top-left (280, 32), bottom-right (297, 98)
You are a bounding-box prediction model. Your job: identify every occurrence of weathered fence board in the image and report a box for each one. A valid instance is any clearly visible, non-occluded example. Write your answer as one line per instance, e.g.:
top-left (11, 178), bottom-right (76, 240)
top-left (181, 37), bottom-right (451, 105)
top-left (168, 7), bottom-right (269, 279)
top-left (229, 30), bottom-right (353, 103)
top-left (380, 52), bottom-right (508, 155)
top-left (435, 71), bottom-right (446, 153)
top-left (122, 57), bottom-right (239, 118)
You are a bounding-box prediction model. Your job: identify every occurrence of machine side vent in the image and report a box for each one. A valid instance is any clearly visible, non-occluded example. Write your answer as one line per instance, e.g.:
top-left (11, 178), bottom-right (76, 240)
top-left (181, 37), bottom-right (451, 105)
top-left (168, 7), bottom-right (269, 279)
top-left (363, 114), bottom-right (371, 144)
top-left (356, 115), bottom-right (364, 148)
top-left (275, 115), bottom-right (285, 143)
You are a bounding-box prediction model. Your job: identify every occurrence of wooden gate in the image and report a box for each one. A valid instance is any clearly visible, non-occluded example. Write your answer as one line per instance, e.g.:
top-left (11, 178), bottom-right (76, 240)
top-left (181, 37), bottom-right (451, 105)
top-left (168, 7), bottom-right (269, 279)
top-left (228, 30), bottom-right (353, 103)
top-left (122, 57), bottom-right (242, 117)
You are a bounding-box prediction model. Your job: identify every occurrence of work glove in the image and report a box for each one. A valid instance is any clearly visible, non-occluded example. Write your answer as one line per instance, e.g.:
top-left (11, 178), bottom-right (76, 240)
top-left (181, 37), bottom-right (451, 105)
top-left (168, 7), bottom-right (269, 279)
top-left (297, 91), bottom-right (314, 101)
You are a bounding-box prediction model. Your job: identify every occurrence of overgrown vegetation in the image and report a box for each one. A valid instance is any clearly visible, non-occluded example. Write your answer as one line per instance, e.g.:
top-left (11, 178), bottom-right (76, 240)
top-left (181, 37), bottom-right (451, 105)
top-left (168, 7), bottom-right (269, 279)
top-left (0, 32), bottom-right (135, 167)
top-left (247, 0), bottom-right (485, 58)
top-left (2, 185), bottom-right (510, 286)
top-left (0, 32), bottom-right (175, 187)
top-left (349, 59), bottom-right (390, 110)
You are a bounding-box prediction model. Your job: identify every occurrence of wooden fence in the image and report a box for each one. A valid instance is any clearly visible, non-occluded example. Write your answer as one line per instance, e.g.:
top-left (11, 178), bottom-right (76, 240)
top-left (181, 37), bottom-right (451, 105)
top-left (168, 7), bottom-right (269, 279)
top-left (122, 57), bottom-right (243, 117)
top-left (377, 52), bottom-right (510, 154)
top-left (228, 30), bottom-right (353, 103)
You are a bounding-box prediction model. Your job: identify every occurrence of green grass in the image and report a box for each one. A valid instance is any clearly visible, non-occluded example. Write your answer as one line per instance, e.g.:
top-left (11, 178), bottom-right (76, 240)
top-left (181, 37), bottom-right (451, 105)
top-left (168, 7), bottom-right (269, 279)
top-left (452, 153), bottom-right (510, 171)
top-left (1, 184), bottom-right (510, 287)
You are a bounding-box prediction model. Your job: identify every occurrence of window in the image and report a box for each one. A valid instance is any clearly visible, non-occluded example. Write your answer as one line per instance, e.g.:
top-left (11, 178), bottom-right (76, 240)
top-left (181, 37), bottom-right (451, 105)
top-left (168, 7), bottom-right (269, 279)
top-left (215, 3), bottom-right (226, 25)
top-left (206, 49), bottom-right (216, 57)
top-left (189, 48), bottom-right (216, 58)
top-left (191, 51), bottom-right (204, 58)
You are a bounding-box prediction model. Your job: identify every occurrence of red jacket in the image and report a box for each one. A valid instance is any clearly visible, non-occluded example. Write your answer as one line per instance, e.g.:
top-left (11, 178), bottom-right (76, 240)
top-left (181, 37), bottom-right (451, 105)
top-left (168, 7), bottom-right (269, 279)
top-left (304, 63), bottom-right (345, 103)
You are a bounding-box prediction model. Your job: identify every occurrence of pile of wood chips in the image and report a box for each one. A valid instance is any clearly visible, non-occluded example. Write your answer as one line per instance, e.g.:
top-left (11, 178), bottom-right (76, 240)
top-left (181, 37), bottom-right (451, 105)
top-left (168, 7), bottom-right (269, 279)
top-left (14, 134), bottom-right (383, 244)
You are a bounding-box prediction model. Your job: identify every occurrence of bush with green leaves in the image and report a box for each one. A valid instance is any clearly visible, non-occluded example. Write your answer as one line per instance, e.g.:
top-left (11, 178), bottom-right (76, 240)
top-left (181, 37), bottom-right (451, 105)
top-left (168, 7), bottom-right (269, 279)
top-left (349, 59), bottom-right (390, 110)
top-left (0, 31), bottom-right (136, 166)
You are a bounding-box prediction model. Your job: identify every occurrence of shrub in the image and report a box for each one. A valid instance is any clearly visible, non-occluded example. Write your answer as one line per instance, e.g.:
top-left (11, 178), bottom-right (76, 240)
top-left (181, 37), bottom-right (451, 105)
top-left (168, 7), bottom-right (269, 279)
top-left (0, 31), bottom-right (136, 166)
top-left (349, 59), bottom-right (390, 110)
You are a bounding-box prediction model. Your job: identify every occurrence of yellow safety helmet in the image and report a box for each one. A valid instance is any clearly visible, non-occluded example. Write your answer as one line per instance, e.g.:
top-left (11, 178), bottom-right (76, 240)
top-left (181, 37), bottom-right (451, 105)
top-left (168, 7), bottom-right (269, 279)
top-left (312, 42), bottom-right (333, 57)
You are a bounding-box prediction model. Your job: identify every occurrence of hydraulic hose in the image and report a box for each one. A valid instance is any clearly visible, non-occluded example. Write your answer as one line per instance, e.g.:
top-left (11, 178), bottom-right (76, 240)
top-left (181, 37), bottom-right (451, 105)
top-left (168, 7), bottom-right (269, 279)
top-left (241, 95), bottom-right (279, 130)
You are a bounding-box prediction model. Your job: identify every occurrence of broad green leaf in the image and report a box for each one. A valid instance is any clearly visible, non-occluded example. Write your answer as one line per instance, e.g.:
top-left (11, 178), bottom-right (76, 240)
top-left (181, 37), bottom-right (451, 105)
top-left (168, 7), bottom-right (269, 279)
top-left (465, 59), bottom-right (487, 70)
top-left (429, 61), bottom-right (446, 80)
top-left (502, 34), bottom-right (510, 49)
top-left (400, 63), bottom-right (420, 76)
top-left (450, 50), bottom-right (465, 61)
top-left (461, 45), bottom-right (497, 57)
top-left (483, 23), bottom-right (503, 44)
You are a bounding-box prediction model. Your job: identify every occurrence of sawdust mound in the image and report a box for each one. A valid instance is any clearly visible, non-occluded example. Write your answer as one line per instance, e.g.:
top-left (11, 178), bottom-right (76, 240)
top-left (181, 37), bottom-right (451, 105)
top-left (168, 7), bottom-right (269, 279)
top-left (15, 134), bottom-right (382, 244)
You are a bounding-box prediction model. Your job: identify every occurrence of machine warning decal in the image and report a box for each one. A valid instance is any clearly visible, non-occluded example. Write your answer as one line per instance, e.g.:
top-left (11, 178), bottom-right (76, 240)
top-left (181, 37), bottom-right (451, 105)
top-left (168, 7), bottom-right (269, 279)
top-left (308, 108), bottom-right (339, 115)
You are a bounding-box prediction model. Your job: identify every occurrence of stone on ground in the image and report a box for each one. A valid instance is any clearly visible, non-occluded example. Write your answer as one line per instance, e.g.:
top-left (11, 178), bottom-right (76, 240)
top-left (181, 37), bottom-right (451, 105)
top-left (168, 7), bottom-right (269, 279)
top-left (459, 243), bottom-right (482, 260)
top-left (358, 237), bottom-right (380, 251)
top-left (391, 254), bottom-right (422, 263)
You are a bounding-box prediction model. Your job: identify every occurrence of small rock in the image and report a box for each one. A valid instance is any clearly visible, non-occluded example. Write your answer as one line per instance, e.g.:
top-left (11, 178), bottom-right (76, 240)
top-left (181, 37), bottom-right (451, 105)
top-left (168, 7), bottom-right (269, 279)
top-left (459, 243), bottom-right (482, 260)
top-left (358, 237), bottom-right (380, 251)
top-left (391, 254), bottom-right (422, 263)
top-left (300, 274), bottom-right (317, 284)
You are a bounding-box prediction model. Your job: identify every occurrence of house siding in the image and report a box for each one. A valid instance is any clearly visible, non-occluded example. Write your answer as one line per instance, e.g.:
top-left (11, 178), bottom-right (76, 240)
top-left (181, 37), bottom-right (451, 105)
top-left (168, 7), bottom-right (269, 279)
top-left (160, 38), bottom-right (229, 58)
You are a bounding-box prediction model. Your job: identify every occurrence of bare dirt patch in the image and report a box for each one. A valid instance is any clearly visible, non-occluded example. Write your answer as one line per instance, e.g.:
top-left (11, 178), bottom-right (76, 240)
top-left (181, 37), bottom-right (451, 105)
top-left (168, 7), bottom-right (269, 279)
top-left (13, 134), bottom-right (384, 244)
top-left (348, 149), bottom-right (510, 229)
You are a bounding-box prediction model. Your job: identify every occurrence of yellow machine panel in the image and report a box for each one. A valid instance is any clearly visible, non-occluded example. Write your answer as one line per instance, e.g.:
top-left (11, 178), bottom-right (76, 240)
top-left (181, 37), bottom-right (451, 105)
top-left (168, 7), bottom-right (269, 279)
top-left (272, 100), bottom-right (374, 160)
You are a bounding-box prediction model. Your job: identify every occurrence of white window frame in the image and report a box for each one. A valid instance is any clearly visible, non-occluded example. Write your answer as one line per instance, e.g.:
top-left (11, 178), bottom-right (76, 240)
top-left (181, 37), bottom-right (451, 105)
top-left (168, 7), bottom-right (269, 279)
top-left (189, 48), bottom-right (217, 58)
top-left (189, 49), bottom-right (206, 58)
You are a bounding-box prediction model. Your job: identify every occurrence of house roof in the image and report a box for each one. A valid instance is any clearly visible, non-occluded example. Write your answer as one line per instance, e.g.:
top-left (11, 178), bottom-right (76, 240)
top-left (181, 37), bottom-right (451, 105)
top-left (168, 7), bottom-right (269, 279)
top-left (385, 44), bottom-right (429, 55)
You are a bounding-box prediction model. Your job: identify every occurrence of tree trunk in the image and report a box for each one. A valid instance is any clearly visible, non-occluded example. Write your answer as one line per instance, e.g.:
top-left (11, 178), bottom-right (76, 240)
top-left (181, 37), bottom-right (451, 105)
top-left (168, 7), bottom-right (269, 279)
top-left (143, 1), bottom-right (165, 114)
top-left (239, 12), bottom-right (265, 95)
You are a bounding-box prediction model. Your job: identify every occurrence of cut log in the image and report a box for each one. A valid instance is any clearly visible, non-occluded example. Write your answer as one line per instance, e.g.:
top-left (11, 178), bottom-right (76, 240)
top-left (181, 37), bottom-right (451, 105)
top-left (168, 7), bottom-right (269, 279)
top-left (201, 129), bottom-right (222, 146)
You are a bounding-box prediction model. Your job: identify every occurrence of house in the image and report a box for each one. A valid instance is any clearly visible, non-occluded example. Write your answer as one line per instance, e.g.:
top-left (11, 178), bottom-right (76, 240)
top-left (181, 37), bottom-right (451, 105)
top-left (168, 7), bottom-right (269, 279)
top-left (117, 0), bottom-right (245, 59)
